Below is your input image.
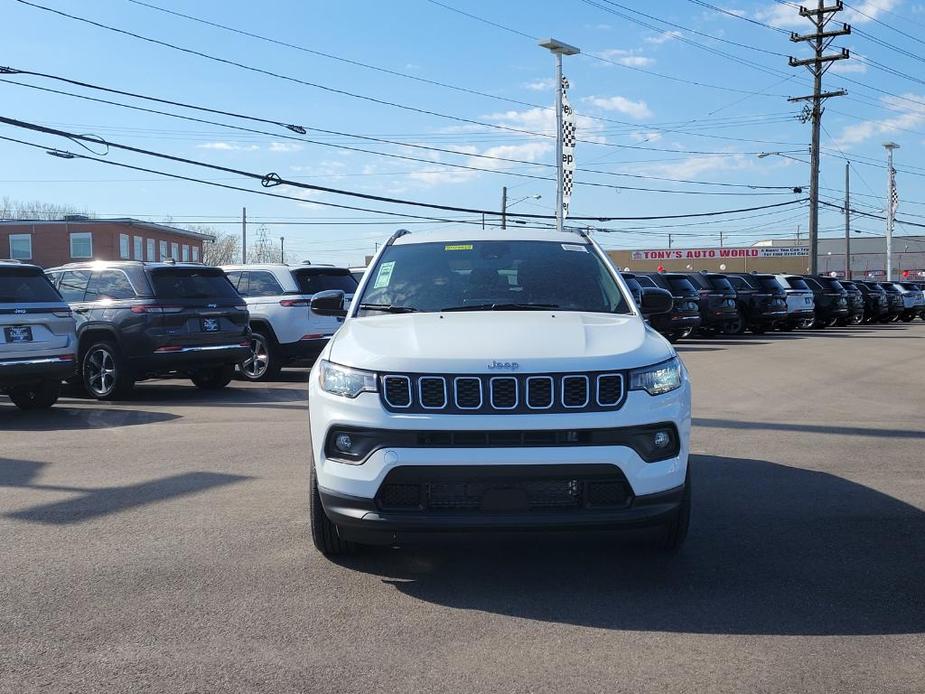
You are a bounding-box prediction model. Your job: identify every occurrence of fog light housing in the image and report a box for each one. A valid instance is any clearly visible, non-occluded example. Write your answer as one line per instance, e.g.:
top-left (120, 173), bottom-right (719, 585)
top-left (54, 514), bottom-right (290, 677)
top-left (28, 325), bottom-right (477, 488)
top-left (335, 433), bottom-right (353, 453)
top-left (653, 431), bottom-right (671, 449)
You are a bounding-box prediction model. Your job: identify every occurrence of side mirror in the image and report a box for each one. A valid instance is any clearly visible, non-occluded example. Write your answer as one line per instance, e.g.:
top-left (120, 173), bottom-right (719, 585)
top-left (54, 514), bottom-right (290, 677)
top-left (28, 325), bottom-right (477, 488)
top-left (640, 287), bottom-right (673, 316)
top-left (310, 289), bottom-right (347, 317)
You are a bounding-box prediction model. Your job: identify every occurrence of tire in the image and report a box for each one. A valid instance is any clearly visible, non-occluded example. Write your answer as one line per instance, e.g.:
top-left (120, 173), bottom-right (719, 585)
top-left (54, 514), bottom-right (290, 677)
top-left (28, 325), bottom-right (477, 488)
top-left (659, 468), bottom-right (691, 552)
top-left (7, 380), bottom-right (60, 410)
top-left (900, 314), bottom-right (914, 322)
top-left (309, 462), bottom-right (355, 557)
top-left (667, 332), bottom-right (680, 344)
top-left (750, 324), bottom-right (766, 335)
top-left (191, 364), bottom-right (235, 390)
top-left (825, 316), bottom-right (839, 328)
top-left (890, 313), bottom-right (901, 323)
top-left (723, 310), bottom-right (746, 336)
top-left (238, 331), bottom-right (281, 382)
top-left (82, 341), bottom-right (133, 400)
top-left (779, 322), bottom-right (795, 332)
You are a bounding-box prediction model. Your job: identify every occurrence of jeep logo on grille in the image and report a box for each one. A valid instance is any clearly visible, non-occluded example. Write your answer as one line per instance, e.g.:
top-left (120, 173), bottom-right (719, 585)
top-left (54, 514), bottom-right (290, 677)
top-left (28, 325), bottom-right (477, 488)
top-left (487, 360), bottom-right (519, 371)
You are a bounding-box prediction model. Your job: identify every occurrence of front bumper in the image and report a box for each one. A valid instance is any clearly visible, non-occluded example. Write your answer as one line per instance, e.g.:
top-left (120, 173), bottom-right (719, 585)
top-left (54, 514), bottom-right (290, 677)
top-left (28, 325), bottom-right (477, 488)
top-left (0, 354), bottom-right (76, 386)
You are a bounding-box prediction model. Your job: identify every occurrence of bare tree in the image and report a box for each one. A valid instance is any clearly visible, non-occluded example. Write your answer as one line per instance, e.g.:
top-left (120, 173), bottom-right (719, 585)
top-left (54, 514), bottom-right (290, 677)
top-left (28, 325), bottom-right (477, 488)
top-left (0, 197), bottom-right (92, 220)
top-left (200, 230), bottom-right (241, 266)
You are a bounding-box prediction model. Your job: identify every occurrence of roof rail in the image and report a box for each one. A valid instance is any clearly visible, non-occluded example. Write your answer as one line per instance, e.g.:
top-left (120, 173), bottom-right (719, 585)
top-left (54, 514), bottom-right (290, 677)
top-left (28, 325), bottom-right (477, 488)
top-left (385, 228), bottom-right (411, 247)
top-left (0, 258), bottom-right (24, 264)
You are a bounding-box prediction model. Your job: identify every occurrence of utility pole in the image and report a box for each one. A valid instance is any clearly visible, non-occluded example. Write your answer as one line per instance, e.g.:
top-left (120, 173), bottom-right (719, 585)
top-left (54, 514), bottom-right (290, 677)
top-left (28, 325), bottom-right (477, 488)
top-left (719, 231), bottom-right (724, 248)
top-left (501, 186), bottom-right (507, 230)
top-left (844, 161), bottom-right (850, 279)
top-left (884, 142), bottom-right (900, 281)
top-left (796, 224), bottom-right (801, 246)
top-left (280, 236), bottom-right (285, 264)
top-left (540, 39), bottom-right (580, 234)
top-left (788, 0), bottom-right (850, 276)
top-left (241, 206), bottom-right (247, 264)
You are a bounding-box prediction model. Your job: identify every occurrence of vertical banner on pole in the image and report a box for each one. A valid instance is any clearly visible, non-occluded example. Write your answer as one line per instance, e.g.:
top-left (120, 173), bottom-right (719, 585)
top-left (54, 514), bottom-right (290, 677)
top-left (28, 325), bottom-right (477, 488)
top-left (561, 76), bottom-right (576, 221)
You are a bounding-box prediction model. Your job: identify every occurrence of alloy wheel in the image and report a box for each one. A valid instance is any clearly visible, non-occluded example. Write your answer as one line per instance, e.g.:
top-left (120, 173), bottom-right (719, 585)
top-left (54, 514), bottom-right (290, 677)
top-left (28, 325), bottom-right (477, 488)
top-left (241, 334), bottom-right (269, 379)
top-left (86, 347), bottom-right (116, 397)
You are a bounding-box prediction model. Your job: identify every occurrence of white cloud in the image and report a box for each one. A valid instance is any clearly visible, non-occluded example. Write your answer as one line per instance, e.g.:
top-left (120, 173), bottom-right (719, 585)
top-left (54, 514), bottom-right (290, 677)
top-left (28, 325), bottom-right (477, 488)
top-left (828, 57), bottom-right (868, 74)
top-left (843, 0), bottom-right (901, 22)
top-left (408, 140), bottom-right (553, 187)
top-left (830, 93), bottom-right (925, 148)
top-left (645, 30), bottom-right (683, 45)
top-left (195, 141), bottom-right (259, 151)
top-left (598, 48), bottom-right (655, 67)
top-left (617, 56), bottom-right (655, 67)
top-left (523, 77), bottom-right (556, 91)
top-left (637, 152), bottom-right (753, 180)
top-left (268, 142), bottom-right (303, 153)
top-left (583, 95), bottom-right (653, 120)
top-left (756, 0), bottom-right (898, 27)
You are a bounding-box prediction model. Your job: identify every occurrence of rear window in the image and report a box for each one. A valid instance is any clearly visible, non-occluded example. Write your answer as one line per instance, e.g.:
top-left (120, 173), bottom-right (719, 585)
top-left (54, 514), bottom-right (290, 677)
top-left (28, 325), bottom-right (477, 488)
top-left (150, 268), bottom-right (239, 300)
top-left (635, 276), bottom-right (657, 288)
top-left (0, 268), bottom-right (62, 303)
top-left (785, 277), bottom-right (810, 290)
top-left (707, 276), bottom-right (733, 291)
top-left (292, 268), bottom-right (358, 295)
top-left (667, 277), bottom-right (696, 293)
top-left (817, 278), bottom-right (844, 291)
top-left (758, 277), bottom-right (781, 291)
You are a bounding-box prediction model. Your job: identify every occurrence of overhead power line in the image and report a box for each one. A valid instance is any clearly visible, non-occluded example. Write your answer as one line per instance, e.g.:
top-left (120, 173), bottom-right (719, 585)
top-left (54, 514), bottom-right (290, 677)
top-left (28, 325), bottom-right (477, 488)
top-left (0, 122), bottom-right (809, 222)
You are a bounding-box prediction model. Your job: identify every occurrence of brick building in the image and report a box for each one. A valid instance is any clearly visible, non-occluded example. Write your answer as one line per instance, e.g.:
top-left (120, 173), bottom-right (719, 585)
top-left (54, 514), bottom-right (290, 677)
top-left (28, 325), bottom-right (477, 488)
top-left (0, 216), bottom-right (215, 268)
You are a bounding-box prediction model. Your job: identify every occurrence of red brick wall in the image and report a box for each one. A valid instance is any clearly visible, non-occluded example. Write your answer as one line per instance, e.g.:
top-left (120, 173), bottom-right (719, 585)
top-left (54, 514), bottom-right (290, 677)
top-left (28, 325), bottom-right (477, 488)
top-left (0, 222), bottom-right (205, 268)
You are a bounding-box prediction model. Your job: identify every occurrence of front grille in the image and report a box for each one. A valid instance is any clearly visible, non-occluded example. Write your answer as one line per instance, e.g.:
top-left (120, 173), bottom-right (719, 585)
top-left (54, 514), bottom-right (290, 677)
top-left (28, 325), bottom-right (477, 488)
top-left (375, 465), bottom-right (632, 513)
top-left (379, 370), bottom-right (626, 414)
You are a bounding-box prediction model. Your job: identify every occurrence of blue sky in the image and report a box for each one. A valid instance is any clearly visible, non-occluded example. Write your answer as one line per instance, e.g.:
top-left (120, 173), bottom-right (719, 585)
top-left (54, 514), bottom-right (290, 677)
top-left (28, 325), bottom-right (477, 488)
top-left (2, 0), bottom-right (925, 265)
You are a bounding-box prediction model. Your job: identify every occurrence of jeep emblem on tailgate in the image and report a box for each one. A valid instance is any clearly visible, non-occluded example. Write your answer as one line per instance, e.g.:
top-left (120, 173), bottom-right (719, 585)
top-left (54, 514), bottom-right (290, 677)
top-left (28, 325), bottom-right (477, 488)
top-left (487, 360), bottom-right (519, 371)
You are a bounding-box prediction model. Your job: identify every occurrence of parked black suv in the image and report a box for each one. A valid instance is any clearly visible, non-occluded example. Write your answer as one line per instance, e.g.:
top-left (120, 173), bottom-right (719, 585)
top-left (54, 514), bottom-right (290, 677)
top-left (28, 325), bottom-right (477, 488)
top-left (724, 273), bottom-right (788, 334)
top-left (877, 282), bottom-right (905, 322)
top-left (46, 262), bottom-right (251, 399)
top-left (682, 272), bottom-right (739, 334)
top-left (854, 280), bottom-right (890, 323)
top-left (802, 275), bottom-right (848, 328)
top-left (635, 273), bottom-right (701, 342)
top-left (620, 272), bottom-right (644, 305)
top-left (835, 280), bottom-right (865, 326)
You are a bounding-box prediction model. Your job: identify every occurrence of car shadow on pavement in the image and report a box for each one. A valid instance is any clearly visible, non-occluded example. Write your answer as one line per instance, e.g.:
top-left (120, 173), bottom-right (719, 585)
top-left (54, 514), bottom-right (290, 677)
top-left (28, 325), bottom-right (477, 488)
top-left (334, 454), bottom-right (925, 636)
top-left (0, 404), bottom-right (179, 430)
top-left (1, 458), bottom-right (250, 524)
top-left (62, 381), bottom-right (308, 408)
top-left (694, 417), bottom-right (925, 439)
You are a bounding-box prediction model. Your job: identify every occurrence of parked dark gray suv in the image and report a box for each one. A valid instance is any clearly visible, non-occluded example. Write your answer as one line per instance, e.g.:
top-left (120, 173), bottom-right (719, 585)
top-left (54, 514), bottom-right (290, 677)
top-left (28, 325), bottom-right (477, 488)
top-left (46, 261), bottom-right (250, 399)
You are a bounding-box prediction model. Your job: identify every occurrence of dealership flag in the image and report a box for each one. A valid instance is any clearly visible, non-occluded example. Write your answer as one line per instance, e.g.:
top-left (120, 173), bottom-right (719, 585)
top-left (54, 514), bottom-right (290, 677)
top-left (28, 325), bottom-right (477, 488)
top-left (561, 76), bottom-right (576, 219)
top-left (889, 166), bottom-right (899, 217)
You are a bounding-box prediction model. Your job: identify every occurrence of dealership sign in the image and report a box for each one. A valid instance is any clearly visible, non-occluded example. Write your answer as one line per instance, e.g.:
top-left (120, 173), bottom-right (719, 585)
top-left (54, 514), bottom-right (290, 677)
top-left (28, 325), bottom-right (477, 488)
top-left (631, 246), bottom-right (809, 261)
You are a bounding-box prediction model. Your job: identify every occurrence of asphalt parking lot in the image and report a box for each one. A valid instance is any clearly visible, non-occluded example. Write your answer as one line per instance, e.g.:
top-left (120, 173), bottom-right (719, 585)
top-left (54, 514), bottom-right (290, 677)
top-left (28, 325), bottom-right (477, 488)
top-left (2, 323), bottom-right (924, 693)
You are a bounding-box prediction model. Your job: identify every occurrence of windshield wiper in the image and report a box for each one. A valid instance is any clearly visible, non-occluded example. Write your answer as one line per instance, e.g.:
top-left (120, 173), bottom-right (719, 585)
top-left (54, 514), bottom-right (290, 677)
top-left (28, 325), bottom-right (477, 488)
top-left (441, 302), bottom-right (559, 312)
top-left (358, 303), bottom-right (418, 313)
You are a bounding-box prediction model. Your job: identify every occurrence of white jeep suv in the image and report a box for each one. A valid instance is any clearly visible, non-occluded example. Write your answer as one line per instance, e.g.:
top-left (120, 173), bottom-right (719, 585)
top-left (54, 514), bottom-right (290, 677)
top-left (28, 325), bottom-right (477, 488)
top-left (306, 229), bottom-right (691, 555)
top-left (221, 264), bottom-right (357, 380)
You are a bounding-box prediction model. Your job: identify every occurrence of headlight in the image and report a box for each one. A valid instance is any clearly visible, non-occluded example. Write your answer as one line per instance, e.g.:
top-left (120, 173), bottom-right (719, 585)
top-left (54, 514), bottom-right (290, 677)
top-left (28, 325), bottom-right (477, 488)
top-left (319, 360), bottom-right (378, 398)
top-left (629, 357), bottom-right (682, 396)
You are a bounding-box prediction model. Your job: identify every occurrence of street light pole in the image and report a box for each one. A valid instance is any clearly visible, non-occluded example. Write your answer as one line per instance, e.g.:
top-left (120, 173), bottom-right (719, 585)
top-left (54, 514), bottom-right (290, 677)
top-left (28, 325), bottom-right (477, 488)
top-left (280, 236), bottom-right (285, 264)
top-left (844, 161), bottom-right (850, 280)
top-left (539, 38), bottom-right (579, 234)
top-left (884, 142), bottom-right (900, 281)
top-left (501, 186), bottom-right (507, 230)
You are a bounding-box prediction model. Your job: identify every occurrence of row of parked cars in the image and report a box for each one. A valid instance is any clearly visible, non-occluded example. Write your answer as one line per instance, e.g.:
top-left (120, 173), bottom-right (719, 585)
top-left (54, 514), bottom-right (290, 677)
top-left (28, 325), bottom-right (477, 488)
top-left (620, 270), bottom-right (925, 342)
top-left (0, 259), bottom-right (357, 409)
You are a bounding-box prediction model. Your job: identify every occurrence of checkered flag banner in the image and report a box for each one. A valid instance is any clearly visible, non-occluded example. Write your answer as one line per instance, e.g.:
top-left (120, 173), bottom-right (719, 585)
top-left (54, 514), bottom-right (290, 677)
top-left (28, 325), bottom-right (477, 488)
top-left (889, 166), bottom-right (899, 220)
top-left (561, 75), bottom-right (576, 219)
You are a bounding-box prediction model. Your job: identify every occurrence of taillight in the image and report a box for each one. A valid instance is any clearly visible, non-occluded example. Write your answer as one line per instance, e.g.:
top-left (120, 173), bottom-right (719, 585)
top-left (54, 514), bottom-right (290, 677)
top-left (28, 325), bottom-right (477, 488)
top-left (131, 305), bottom-right (183, 314)
top-left (279, 299), bottom-right (310, 307)
top-left (154, 345), bottom-right (183, 353)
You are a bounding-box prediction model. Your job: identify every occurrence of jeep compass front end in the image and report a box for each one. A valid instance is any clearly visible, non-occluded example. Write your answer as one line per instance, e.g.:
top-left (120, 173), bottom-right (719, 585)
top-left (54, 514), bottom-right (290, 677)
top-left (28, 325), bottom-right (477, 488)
top-left (306, 229), bottom-right (692, 555)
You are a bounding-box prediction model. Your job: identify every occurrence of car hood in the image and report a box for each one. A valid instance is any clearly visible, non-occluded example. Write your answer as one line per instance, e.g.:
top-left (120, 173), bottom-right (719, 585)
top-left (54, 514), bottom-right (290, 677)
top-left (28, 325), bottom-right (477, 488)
top-left (329, 311), bottom-right (673, 373)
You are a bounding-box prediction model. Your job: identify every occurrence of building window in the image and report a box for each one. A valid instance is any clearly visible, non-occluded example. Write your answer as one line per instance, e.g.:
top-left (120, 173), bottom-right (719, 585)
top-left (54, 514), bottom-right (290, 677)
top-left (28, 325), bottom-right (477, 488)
top-left (171, 242), bottom-right (179, 260)
top-left (146, 238), bottom-right (155, 261)
top-left (70, 232), bottom-right (93, 259)
top-left (159, 240), bottom-right (168, 260)
top-left (192, 246), bottom-right (200, 262)
top-left (119, 233), bottom-right (130, 259)
top-left (182, 244), bottom-right (190, 262)
top-left (133, 236), bottom-right (143, 260)
top-left (8, 234), bottom-right (32, 260)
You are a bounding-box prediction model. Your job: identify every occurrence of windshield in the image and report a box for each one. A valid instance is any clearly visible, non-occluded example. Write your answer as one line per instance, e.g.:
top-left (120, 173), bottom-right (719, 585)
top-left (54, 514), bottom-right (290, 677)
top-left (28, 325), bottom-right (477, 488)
top-left (150, 268), bottom-right (240, 300)
top-left (667, 276), bottom-right (696, 293)
top-left (785, 277), bottom-right (810, 290)
top-left (293, 268), bottom-right (358, 295)
top-left (0, 268), bottom-right (62, 303)
top-left (356, 240), bottom-right (630, 315)
top-left (707, 276), bottom-right (733, 291)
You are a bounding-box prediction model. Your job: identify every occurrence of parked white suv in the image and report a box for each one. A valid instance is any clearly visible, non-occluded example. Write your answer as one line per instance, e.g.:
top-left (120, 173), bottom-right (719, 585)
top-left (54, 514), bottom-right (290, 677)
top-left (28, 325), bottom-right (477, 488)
top-left (221, 264), bottom-right (357, 380)
top-left (306, 228), bottom-right (691, 556)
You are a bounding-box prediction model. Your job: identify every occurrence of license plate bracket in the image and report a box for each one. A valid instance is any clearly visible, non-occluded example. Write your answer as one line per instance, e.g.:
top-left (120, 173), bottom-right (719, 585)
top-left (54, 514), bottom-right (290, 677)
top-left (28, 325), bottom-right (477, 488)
top-left (4, 325), bottom-right (33, 343)
top-left (200, 317), bottom-right (221, 333)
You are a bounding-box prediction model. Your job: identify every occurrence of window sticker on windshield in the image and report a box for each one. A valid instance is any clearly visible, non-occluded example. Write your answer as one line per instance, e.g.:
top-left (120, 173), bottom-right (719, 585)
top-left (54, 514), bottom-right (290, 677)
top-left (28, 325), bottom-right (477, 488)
top-left (561, 243), bottom-right (588, 253)
top-left (373, 261), bottom-right (395, 289)
top-left (444, 244), bottom-right (473, 251)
